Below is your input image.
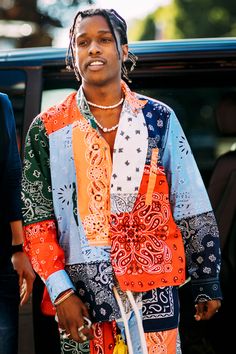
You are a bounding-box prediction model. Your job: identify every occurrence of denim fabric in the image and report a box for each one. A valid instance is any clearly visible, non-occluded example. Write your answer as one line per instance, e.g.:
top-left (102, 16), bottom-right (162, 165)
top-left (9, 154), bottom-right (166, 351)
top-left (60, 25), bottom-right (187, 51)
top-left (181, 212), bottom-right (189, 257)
top-left (117, 310), bottom-right (143, 354)
top-left (0, 263), bottom-right (20, 354)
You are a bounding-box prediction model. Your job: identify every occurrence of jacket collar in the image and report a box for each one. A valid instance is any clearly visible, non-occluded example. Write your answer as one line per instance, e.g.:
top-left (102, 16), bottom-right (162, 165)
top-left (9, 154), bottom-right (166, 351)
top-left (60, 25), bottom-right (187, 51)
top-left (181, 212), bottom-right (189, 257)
top-left (77, 80), bottom-right (147, 116)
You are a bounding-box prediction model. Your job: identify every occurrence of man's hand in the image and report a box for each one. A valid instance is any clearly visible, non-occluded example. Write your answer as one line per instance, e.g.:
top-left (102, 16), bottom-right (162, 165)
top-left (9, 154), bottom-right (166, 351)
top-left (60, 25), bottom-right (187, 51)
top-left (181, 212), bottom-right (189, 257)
top-left (11, 252), bottom-right (35, 305)
top-left (56, 294), bottom-right (94, 343)
top-left (194, 299), bottom-right (221, 321)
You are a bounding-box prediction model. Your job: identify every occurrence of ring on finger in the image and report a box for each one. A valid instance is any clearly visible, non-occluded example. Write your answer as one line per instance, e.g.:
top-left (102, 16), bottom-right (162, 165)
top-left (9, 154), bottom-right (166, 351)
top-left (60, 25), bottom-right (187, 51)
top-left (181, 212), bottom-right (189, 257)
top-left (83, 316), bottom-right (92, 329)
top-left (59, 327), bottom-right (66, 334)
top-left (61, 332), bottom-right (71, 339)
top-left (78, 331), bottom-right (87, 341)
top-left (78, 325), bottom-right (85, 332)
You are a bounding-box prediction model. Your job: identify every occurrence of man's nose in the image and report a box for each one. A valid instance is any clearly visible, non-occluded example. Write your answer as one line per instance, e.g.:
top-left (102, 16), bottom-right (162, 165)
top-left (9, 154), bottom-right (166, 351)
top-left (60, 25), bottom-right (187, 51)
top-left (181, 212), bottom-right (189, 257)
top-left (88, 41), bottom-right (101, 55)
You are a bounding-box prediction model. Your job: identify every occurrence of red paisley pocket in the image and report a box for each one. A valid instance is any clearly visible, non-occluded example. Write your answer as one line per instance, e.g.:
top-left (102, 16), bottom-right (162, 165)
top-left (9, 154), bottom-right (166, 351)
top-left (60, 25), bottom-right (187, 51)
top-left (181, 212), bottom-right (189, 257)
top-left (110, 171), bottom-right (186, 292)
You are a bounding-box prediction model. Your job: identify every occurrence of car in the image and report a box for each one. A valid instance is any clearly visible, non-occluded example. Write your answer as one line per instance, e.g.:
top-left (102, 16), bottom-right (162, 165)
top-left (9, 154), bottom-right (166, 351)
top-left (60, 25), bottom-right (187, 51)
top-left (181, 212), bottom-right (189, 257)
top-left (1, 38), bottom-right (235, 354)
top-left (1, 38), bottom-right (236, 183)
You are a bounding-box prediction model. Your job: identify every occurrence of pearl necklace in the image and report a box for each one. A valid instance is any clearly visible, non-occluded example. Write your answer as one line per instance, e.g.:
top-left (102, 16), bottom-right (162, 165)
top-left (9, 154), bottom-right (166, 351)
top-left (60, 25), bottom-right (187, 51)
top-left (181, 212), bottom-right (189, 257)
top-left (87, 97), bottom-right (123, 132)
top-left (92, 116), bottom-right (119, 133)
top-left (87, 97), bottom-right (124, 110)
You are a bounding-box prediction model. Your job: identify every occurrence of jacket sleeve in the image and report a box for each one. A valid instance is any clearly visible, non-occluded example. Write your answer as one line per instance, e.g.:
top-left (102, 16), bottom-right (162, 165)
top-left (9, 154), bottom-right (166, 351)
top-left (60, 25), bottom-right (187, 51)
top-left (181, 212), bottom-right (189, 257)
top-left (22, 115), bottom-right (75, 303)
top-left (1, 93), bottom-right (22, 222)
top-left (162, 110), bottom-right (222, 302)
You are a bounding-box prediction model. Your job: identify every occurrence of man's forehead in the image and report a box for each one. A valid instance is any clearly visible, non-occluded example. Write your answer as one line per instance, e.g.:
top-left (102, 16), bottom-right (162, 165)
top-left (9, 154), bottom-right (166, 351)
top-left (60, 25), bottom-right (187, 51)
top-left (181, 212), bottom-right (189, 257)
top-left (75, 14), bottom-right (110, 30)
top-left (75, 15), bottom-right (109, 27)
top-left (74, 16), bottom-right (119, 40)
top-left (75, 29), bottom-right (113, 38)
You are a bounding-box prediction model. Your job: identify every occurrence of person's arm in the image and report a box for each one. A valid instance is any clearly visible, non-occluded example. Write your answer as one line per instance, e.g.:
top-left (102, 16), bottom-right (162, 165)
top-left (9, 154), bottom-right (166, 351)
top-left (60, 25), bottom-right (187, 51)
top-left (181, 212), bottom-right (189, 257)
top-left (22, 115), bottom-right (93, 342)
top-left (162, 110), bottom-right (222, 319)
top-left (2, 93), bottom-right (35, 305)
top-left (11, 220), bottom-right (35, 305)
top-left (11, 220), bottom-right (24, 245)
top-left (4, 93), bottom-right (22, 223)
top-left (21, 115), bottom-right (75, 303)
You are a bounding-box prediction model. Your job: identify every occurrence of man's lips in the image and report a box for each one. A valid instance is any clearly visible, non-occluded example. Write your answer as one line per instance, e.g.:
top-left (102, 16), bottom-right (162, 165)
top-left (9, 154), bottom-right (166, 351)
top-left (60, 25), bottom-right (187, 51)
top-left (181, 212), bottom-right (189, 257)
top-left (86, 59), bottom-right (106, 70)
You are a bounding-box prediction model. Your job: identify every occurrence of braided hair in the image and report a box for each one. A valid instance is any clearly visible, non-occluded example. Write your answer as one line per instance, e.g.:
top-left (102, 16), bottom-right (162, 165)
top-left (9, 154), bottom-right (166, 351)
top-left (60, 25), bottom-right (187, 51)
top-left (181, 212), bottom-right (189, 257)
top-left (66, 8), bottom-right (137, 82)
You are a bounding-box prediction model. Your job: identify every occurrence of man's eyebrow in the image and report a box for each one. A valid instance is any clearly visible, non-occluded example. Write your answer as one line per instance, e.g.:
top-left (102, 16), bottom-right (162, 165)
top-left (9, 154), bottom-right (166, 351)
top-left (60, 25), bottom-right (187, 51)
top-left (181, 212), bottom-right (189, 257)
top-left (97, 30), bottom-right (113, 34)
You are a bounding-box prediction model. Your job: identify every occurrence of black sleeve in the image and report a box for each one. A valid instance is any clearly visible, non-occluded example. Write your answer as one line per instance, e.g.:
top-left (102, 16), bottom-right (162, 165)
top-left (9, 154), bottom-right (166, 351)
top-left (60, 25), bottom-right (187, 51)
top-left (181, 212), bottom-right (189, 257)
top-left (0, 93), bottom-right (22, 222)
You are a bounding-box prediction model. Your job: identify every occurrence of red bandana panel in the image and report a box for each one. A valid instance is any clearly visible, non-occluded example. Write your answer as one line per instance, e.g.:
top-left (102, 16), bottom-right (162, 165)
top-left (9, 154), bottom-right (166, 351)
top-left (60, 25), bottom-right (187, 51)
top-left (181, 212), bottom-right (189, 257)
top-left (110, 165), bottom-right (186, 292)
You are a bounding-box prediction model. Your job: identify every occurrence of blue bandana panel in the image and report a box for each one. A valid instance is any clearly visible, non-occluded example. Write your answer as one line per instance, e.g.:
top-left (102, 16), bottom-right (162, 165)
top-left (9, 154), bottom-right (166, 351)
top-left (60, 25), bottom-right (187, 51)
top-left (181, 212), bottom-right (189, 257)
top-left (142, 286), bottom-right (179, 332)
top-left (65, 262), bottom-right (121, 322)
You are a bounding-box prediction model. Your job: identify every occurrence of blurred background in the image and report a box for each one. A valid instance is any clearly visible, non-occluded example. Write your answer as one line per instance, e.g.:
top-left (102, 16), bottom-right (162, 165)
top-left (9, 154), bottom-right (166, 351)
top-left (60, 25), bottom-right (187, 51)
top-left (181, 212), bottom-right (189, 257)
top-left (1, 0), bottom-right (236, 50)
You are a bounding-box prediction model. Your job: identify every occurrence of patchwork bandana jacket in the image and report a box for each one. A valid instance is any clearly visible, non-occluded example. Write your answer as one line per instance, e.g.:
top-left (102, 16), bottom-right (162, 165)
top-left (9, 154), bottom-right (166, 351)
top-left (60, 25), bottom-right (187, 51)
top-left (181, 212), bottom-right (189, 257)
top-left (22, 81), bottom-right (222, 332)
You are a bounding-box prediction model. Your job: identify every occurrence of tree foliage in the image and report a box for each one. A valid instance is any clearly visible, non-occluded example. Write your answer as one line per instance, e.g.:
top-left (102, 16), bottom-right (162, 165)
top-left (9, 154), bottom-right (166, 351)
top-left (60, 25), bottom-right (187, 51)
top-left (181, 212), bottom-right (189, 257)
top-left (0, 0), bottom-right (94, 48)
top-left (131, 0), bottom-right (236, 41)
top-left (174, 0), bottom-right (236, 38)
top-left (137, 15), bottom-right (156, 41)
top-left (38, 0), bottom-right (94, 27)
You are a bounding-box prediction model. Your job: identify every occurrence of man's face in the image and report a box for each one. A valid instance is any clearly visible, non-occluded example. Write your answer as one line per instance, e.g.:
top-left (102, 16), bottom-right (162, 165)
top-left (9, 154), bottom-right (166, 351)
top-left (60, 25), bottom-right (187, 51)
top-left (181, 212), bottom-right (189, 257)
top-left (74, 15), bottom-right (128, 86)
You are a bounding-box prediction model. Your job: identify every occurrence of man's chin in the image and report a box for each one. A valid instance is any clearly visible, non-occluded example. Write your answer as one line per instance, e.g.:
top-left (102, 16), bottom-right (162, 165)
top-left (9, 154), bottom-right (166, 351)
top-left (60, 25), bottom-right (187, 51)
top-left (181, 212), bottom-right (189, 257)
top-left (83, 76), bottom-right (120, 87)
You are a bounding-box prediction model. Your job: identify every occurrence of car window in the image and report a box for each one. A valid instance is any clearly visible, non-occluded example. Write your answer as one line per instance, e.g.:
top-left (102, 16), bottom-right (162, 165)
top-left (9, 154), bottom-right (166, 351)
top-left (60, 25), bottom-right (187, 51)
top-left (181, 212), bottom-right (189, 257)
top-left (41, 88), bottom-right (76, 112)
top-left (41, 82), bottom-right (236, 187)
top-left (135, 85), bottom-right (236, 186)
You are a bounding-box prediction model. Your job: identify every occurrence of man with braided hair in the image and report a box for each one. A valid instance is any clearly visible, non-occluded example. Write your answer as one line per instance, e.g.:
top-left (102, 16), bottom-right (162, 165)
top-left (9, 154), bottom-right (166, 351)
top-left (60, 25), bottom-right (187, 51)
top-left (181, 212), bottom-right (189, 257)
top-left (22, 8), bottom-right (222, 354)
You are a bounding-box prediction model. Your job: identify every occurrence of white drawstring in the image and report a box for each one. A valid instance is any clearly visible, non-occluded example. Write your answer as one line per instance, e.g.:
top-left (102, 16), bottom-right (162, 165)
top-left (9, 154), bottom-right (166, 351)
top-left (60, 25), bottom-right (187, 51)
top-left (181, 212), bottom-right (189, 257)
top-left (113, 287), bottom-right (149, 354)
top-left (126, 290), bottom-right (148, 354)
top-left (113, 286), bottom-right (134, 354)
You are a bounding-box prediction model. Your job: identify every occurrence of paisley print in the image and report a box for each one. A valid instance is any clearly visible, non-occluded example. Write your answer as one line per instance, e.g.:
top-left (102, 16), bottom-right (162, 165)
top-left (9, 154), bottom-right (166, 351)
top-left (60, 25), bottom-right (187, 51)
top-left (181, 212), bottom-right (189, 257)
top-left (21, 81), bottom-right (222, 353)
top-left (145, 328), bottom-right (178, 354)
top-left (110, 170), bottom-right (186, 292)
top-left (72, 118), bottom-right (112, 247)
top-left (65, 262), bottom-right (120, 322)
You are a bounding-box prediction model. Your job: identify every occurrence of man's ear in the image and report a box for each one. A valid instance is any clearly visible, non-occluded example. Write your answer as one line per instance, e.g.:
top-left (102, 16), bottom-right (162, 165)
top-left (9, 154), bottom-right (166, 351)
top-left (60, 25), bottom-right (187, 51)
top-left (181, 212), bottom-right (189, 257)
top-left (122, 44), bottom-right (129, 62)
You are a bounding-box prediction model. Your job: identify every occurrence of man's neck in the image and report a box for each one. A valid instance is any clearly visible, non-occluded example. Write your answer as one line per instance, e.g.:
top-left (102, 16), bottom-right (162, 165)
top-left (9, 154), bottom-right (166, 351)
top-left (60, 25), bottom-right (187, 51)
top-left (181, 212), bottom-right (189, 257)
top-left (82, 80), bottom-right (123, 106)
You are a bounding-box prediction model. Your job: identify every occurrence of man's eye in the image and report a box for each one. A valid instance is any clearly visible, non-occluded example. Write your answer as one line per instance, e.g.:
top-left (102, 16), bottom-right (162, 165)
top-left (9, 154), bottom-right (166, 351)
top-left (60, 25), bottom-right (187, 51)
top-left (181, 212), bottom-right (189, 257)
top-left (101, 38), bottom-right (112, 43)
top-left (77, 40), bottom-right (87, 47)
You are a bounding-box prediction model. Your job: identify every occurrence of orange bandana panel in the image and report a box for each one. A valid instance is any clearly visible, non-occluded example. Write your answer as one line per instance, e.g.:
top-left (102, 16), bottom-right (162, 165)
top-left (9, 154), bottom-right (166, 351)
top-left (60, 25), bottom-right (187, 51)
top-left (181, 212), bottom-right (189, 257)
top-left (110, 149), bottom-right (186, 292)
top-left (72, 119), bottom-right (112, 247)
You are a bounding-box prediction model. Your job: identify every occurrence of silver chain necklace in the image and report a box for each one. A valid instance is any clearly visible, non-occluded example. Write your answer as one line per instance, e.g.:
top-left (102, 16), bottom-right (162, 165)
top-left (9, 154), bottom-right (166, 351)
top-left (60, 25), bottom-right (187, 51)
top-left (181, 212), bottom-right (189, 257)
top-left (86, 97), bottom-right (124, 110)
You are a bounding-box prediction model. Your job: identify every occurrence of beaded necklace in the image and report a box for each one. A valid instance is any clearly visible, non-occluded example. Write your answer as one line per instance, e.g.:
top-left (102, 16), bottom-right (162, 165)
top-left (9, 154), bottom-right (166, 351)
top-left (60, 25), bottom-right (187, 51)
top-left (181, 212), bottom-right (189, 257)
top-left (92, 116), bottom-right (119, 133)
top-left (87, 97), bottom-right (124, 110)
top-left (87, 97), bottom-right (124, 133)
